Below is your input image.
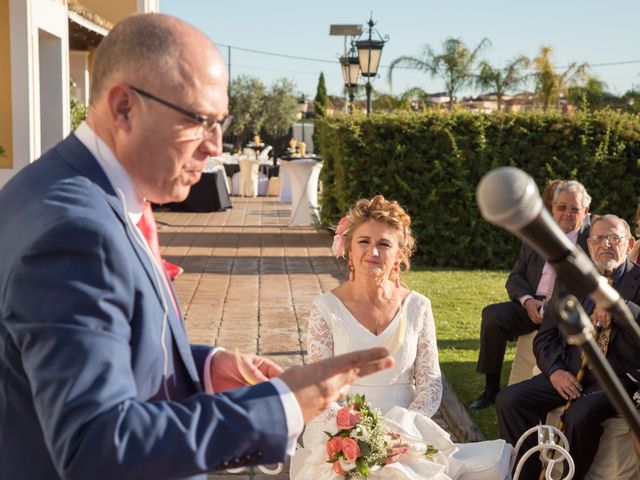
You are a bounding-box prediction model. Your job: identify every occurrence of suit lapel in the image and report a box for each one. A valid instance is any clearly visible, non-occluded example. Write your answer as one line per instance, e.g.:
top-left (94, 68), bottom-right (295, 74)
top-left (58, 135), bottom-right (200, 385)
top-left (57, 135), bottom-right (166, 306)
top-left (611, 261), bottom-right (640, 342)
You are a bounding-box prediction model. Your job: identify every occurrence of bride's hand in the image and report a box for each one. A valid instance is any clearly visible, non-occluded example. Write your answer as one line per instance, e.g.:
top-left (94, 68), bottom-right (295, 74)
top-left (385, 444), bottom-right (409, 464)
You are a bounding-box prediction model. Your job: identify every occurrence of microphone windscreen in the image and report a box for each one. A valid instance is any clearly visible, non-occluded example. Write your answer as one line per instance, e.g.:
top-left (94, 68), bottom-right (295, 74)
top-left (476, 167), bottom-right (543, 231)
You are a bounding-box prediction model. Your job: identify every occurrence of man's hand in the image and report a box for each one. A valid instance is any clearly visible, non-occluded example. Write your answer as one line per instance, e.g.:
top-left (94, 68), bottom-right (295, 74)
top-left (591, 306), bottom-right (612, 329)
top-left (279, 347), bottom-right (394, 423)
top-left (210, 350), bottom-right (284, 392)
top-left (549, 369), bottom-right (582, 400)
top-left (524, 298), bottom-right (544, 324)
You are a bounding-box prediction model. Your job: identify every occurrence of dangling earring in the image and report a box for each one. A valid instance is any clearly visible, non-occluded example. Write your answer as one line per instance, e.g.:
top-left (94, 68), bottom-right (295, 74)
top-left (348, 257), bottom-right (355, 281)
top-left (391, 262), bottom-right (400, 288)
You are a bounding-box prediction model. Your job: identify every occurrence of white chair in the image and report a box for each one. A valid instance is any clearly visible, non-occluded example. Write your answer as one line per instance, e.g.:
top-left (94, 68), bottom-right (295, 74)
top-left (230, 172), bottom-right (241, 196)
top-left (257, 145), bottom-right (272, 163)
top-left (257, 172), bottom-right (269, 196)
top-left (239, 158), bottom-right (260, 197)
top-left (242, 147), bottom-right (257, 159)
top-left (509, 340), bottom-right (640, 479)
top-left (267, 176), bottom-right (280, 197)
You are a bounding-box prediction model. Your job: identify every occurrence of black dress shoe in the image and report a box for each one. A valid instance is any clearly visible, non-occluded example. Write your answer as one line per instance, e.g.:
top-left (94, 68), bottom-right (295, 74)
top-left (469, 389), bottom-right (499, 410)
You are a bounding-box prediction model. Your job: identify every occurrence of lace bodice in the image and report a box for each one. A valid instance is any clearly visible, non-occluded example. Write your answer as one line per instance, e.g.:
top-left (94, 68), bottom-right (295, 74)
top-left (306, 291), bottom-right (442, 417)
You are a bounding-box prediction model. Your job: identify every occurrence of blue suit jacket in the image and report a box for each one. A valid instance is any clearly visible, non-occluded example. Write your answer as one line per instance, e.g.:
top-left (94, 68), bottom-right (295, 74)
top-left (0, 135), bottom-right (288, 479)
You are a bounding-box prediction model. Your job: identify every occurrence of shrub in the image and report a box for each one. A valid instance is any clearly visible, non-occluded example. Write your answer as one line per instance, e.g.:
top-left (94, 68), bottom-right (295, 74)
top-left (316, 110), bottom-right (640, 268)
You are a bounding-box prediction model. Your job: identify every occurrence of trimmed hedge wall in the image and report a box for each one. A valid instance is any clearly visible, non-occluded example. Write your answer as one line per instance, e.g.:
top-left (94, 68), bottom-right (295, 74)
top-left (316, 110), bottom-right (640, 269)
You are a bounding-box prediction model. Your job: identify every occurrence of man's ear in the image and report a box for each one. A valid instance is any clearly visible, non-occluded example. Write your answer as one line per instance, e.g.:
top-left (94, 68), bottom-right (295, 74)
top-left (627, 236), bottom-right (635, 255)
top-left (106, 84), bottom-right (133, 132)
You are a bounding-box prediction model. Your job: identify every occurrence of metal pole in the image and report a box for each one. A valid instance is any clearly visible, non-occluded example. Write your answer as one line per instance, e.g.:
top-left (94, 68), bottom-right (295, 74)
top-left (348, 88), bottom-right (355, 114)
top-left (366, 17), bottom-right (373, 115)
top-left (227, 45), bottom-right (232, 92)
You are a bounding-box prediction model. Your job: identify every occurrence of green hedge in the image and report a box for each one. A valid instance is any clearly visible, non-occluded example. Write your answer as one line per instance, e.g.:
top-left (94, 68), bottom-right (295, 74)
top-left (316, 110), bottom-right (640, 268)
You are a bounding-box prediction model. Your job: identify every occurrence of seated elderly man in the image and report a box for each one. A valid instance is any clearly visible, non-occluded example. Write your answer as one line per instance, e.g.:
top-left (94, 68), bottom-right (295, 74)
top-left (470, 180), bottom-right (591, 409)
top-left (496, 214), bottom-right (640, 480)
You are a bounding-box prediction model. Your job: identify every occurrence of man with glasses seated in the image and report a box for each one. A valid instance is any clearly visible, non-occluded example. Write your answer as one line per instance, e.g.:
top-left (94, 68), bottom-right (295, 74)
top-left (0, 13), bottom-right (393, 480)
top-left (496, 214), bottom-right (640, 479)
top-left (470, 180), bottom-right (591, 409)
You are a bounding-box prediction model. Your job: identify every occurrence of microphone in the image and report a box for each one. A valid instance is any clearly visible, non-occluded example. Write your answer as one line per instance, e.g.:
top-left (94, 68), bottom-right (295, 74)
top-left (476, 167), bottom-right (640, 344)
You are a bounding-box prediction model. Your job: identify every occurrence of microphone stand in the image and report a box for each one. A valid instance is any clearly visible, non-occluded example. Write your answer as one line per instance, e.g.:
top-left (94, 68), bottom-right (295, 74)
top-left (550, 250), bottom-right (640, 351)
top-left (556, 296), bottom-right (640, 456)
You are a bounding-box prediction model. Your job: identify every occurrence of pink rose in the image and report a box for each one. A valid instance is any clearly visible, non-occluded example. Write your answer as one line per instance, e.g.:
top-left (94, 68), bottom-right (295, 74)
top-left (341, 437), bottom-right (361, 463)
top-left (331, 234), bottom-right (346, 258)
top-left (333, 461), bottom-right (346, 475)
top-left (336, 404), bottom-right (361, 430)
top-left (335, 217), bottom-right (350, 236)
top-left (326, 436), bottom-right (343, 459)
top-left (331, 217), bottom-right (350, 258)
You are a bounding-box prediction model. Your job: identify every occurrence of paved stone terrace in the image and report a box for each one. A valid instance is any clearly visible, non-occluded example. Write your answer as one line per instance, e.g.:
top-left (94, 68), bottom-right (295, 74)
top-left (155, 197), bottom-right (460, 480)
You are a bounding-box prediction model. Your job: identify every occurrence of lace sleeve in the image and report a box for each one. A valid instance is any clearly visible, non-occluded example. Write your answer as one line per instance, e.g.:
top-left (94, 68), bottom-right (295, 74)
top-left (306, 302), bottom-right (334, 363)
top-left (408, 300), bottom-right (443, 417)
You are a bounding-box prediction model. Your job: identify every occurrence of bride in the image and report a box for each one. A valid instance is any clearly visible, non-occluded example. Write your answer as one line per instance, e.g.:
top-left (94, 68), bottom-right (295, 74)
top-left (290, 195), bottom-right (512, 480)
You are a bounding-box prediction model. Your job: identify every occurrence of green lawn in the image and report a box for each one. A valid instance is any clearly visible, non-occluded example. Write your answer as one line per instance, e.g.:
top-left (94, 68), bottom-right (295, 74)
top-left (404, 267), bottom-right (513, 439)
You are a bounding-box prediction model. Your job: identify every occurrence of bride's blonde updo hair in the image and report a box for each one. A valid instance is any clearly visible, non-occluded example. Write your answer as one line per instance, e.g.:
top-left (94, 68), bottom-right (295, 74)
top-left (342, 195), bottom-right (416, 272)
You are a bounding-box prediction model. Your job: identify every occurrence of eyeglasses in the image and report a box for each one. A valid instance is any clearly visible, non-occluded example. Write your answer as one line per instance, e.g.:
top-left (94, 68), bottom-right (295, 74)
top-left (589, 233), bottom-right (629, 245)
top-left (553, 204), bottom-right (583, 215)
top-left (129, 86), bottom-right (233, 137)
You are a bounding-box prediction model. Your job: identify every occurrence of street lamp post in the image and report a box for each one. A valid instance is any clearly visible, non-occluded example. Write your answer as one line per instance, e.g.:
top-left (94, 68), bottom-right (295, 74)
top-left (298, 95), bottom-right (308, 143)
top-left (340, 45), bottom-right (360, 114)
top-left (329, 24), bottom-right (363, 115)
top-left (355, 14), bottom-right (388, 115)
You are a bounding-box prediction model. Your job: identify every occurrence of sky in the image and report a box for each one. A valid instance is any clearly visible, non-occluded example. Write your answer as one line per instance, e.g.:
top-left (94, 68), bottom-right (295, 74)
top-left (160, 0), bottom-right (640, 100)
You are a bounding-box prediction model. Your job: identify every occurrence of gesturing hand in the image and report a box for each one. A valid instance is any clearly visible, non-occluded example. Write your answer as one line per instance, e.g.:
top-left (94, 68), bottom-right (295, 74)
top-left (210, 350), bottom-right (284, 392)
top-left (279, 347), bottom-right (394, 423)
top-left (550, 369), bottom-right (582, 401)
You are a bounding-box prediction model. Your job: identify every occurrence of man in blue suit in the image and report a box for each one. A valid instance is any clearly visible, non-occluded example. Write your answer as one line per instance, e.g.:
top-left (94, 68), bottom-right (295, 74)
top-left (0, 14), bottom-right (393, 480)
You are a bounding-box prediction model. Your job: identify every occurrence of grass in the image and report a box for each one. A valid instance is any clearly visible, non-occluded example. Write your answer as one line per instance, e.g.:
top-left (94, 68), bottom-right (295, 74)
top-left (404, 267), bottom-right (513, 439)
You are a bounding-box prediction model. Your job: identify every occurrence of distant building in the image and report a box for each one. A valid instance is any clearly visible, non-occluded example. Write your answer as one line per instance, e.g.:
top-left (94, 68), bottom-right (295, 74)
top-left (1, 0), bottom-right (158, 188)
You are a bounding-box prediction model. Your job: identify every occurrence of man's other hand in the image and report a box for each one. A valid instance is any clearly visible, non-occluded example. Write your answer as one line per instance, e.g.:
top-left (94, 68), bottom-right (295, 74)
top-left (550, 369), bottom-right (582, 400)
top-left (279, 348), bottom-right (394, 423)
top-left (524, 298), bottom-right (544, 324)
top-left (211, 350), bottom-right (284, 392)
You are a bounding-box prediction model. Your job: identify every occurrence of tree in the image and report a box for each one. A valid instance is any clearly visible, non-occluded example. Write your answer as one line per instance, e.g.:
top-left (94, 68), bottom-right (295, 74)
top-left (313, 73), bottom-right (328, 153)
top-left (388, 37), bottom-right (491, 110)
top-left (568, 76), bottom-right (608, 110)
top-left (229, 75), bottom-right (266, 146)
top-left (314, 72), bottom-right (328, 117)
top-left (532, 45), bottom-right (589, 110)
top-left (475, 55), bottom-right (530, 111)
top-left (262, 78), bottom-right (299, 138)
top-left (228, 75), bottom-right (299, 149)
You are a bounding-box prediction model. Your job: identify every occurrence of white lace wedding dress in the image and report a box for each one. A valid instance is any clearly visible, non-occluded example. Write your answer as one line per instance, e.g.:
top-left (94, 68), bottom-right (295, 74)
top-left (289, 291), bottom-right (513, 480)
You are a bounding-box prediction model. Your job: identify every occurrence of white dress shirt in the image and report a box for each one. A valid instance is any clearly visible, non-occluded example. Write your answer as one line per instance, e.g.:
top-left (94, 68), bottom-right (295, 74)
top-left (520, 227), bottom-right (581, 307)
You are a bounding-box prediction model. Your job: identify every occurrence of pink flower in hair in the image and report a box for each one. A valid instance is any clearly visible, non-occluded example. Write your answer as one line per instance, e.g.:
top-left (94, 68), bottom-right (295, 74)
top-left (331, 217), bottom-right (350, 258)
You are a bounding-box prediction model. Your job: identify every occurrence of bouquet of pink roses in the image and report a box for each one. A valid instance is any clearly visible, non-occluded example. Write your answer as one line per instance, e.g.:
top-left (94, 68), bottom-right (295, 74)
top-left (325, 394), bottom-right (437, 478)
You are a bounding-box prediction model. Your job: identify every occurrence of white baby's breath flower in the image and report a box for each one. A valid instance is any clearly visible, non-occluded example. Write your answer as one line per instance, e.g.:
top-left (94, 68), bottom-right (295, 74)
top-left (338, 458), bottom-right (357, 472)
top-left (350, 424), bottom-right (371, 442)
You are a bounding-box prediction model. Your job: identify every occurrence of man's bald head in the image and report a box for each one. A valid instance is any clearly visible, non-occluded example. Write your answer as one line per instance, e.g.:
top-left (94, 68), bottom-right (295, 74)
top-left (90, 14), bottom-right (220, 104)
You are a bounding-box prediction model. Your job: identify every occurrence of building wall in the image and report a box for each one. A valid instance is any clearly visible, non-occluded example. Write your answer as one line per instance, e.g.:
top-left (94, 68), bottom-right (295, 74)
top-left (81, 0), bottom-right (158, 24)
top-left (0, 0), bottom-right (13, 168)
top-left (1, 0), bottom-right (69, 188)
